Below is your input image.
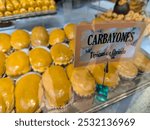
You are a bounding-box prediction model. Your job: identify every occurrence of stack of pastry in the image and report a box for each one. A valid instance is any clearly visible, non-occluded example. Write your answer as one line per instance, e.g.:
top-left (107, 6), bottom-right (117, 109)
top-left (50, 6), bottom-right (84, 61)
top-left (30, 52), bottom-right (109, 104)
top-left (0, 0), bottom-right (56, 17)
top-left (0, 24), bottom-right (75, 112)
top-left (93, 10), bottom-right (145, 24)
top-left (0, 21), bottom-right (150, 112)
top-left (129, 0), bottom-right (144, 13)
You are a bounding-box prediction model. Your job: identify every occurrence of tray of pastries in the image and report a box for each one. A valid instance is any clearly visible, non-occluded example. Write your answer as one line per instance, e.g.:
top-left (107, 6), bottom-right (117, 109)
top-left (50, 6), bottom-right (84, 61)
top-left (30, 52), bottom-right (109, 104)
top-left (0, 7), bottom-right (150, 112)
top-left (0, 20), bottom-right (150, 113)
top-left (0, 0), bottom-right (57, 22)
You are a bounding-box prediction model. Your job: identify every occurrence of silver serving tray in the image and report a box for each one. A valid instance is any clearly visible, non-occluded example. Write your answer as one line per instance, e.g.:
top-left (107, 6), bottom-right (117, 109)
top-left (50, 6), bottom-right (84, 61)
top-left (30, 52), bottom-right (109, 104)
top-left (0, 14), bottom-right (149, 113)
top-left (0, 10), bottom-right (57, 22)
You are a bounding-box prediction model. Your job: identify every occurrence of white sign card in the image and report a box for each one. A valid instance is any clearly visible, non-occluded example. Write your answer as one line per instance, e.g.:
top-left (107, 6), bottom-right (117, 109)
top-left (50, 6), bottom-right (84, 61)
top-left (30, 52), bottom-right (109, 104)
top-left (74, 21), bottom-right (146, 67)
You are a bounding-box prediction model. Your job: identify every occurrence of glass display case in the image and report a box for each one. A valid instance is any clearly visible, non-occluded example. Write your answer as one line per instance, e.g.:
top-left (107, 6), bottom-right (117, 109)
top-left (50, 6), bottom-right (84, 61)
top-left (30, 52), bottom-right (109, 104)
top-left (0, 0), bottom-right (150, 113)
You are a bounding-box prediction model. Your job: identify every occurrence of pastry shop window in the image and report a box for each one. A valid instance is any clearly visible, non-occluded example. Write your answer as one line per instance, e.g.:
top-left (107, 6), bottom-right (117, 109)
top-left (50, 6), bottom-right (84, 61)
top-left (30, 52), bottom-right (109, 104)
top-left (0, 0), bottom-right (150, 113)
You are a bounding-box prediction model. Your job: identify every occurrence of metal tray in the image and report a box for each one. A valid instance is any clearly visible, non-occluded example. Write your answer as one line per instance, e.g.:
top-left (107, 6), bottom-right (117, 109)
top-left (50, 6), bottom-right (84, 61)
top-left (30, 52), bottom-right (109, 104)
top-left (0, 10), bottom-right (57, 22)
top-left (45, 73), bottom-right (150, 113)
top-left (0, 12), bottom-right (149, 113)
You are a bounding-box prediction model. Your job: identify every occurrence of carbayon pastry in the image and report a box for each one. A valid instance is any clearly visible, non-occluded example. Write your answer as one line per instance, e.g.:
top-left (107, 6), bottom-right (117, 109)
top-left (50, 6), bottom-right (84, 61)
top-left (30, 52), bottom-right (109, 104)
top-left (6, 51), bottom-right (30, 77)
top-left (113, 60), bottom-right (138, 79)
top-left (64, 23), bottom-right (76, 40)
top-left (11, 30), bottom-right (30, 50)
top-left (31, 26), bottom-right (49, 47)
top-left (0, 52), bottom-right (6, 77)
top-left (133, 51), bottom-right (150, 73)
top-left (50, 43), bottom-right (73, 65)
top-left (88, 63), bottom-right (120, 88)
top-left (66, 64), bottom-right (96, 97)
top-left (49, 28), bottom-right (66, 46)
top-left (15, 73), bottom-right (41, 113)
top-left (40, 66), bottom-right (72, 108)
top-left (29, 47), bottom-right (52, 73)
top-left (0, 33), bottom-right (11, 53)
top-left (0, 77), bottom-right (14, 113)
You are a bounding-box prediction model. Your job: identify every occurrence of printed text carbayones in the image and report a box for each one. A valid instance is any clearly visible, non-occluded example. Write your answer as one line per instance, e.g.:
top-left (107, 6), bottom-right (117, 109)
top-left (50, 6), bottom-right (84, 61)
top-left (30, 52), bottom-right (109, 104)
top-left (88, 32), bottom-right (134, 45)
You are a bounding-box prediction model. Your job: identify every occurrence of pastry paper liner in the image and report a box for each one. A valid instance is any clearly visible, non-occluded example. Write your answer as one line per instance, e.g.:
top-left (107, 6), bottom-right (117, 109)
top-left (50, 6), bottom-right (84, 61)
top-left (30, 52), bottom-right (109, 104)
top-left (118, 72), bottom-right (138, 80)
top-left (72, 88), bottom-right (96, 98)
top-left (50, 43), bottom-right (74, 66)
top-left (15, 72), bottom-right (42, 113)
top-left (108, 76), bottom-right (121, 92)
top-left (63, 23), bottom-right (76, 41)
top-left (28, 46), bottom-right (52, 73)
top-left (48, 28), bottom-right (67, 46)
top-left (39, 81), bottom-right (74, 112)
top-left (71, 80), bottom-right (96, 98)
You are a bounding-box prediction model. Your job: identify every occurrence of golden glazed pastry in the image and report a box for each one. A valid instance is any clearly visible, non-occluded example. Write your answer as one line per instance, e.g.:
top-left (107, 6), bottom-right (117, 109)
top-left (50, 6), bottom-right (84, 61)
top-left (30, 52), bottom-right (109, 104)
top-left (29, 0), bottom-right (37, 7)
top-left (0, 52), bottom-right (6, 77)
top-left (66, 64), bottom-right (96, 97)
top-left (11, 30), bottom-right (30, 50)
top-left (31, 26), bottom-right (49, 47)
top-left (20, 8), bottom-right (27, 14)
top-left (19, 0), bottom-right (29, 9)
top-left (41, 66), bottom-right (72, 108)
top-left (43, 0), bottom-right (50, 6)
top-left (49, 5), bottom-right (57, 11)
top-left (64, 23), bottom-right (76, 40)
top-left (88, 63), bottom-right (120, 88)
top-left (29, 47), bottom-right (52, 73)
top-left (6, 0), bottom-right (14, 12)
top-left (49, 28), bottom-right (66, 46)
top-left (133, 51), bottom-right (150, 73)
top-left (0, 0), bottom-right (57, 17)
top-left (15, 73), bottom-right (41, 113)
top-left (4, 11), bottom-right (12, 16)
top-left (35, 7), bottom-right (41, 12)
top-left (0, 77), bottom-right (14, 113)
top-left (114, 61), bottom-right (138, 79)
top-left (0, 12), bottom-right (3, 17)
top-left (11, 0), bottom-right (21, 10)
top-left (0, 33), bottom-right (11, 53)
top-left (0, 95), bottom-right (6, 113)
top-left (50, 43), bottom-right (73, 65)
top-left (28, 7), bottom-right (35, 12)
top-left (0, 0), bottom-right (6, 12)
top-left (6, 51), bottom-right (30, 77)
top-left (36, 0), bottom-right (42, 6)
top-left (50, 0), bottom-right (56, 5)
